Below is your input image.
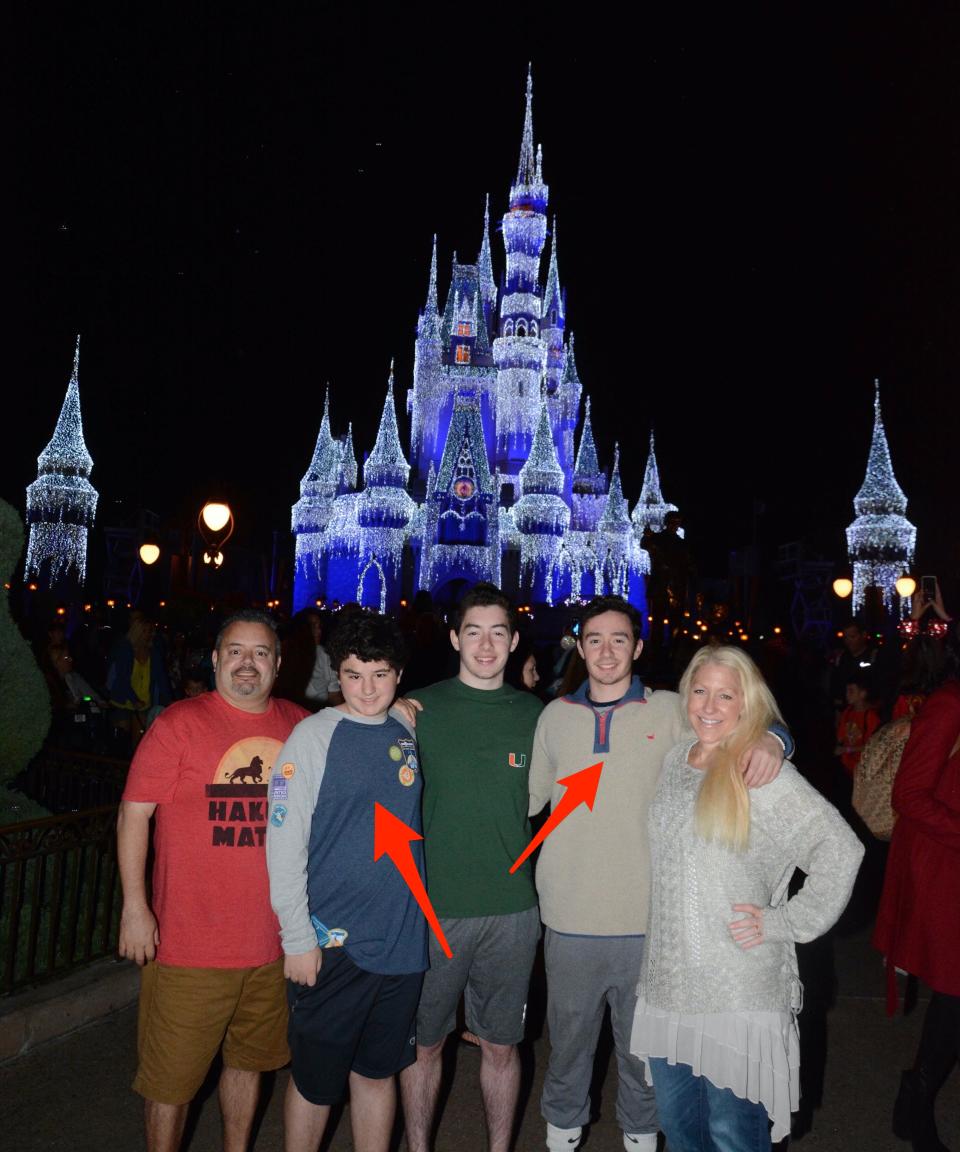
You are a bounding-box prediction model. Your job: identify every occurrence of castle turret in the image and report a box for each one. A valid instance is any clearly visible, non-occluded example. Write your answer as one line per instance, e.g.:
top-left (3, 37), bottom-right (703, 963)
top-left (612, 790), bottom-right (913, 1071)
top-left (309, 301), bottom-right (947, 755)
top-left (846, 382), bottom-right (916, 615)
top-left (598, 445), bottom-right (649, 600)
top-left (631, 430), bottom-right (678, 538)
top-left (569, 393), bottom-right (606, 533)
top-left (292, 387), bottom-right (342, 609)
top-left (477, 194), bottom-right (498, 327)
top-left (411, 235), bottom-right (444, 473)
top-left (25, 335), bottom-right (98, 587)
top-left (420, 390), bottom-right (498, 591)
top-left (541, 218), bottom-right (565, 392)
top-left (357, 364), bottom-right (416, 611)
top-left (493, 65), bottom-right (549, 471)
top-left (514, 396), bottom-right (570, 600)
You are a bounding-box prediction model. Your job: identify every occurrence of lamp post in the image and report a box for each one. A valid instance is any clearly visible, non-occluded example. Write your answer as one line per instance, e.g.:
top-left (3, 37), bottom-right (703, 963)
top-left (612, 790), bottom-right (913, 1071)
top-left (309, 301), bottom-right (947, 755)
top-left (198, 501), bottom-right (234, 568)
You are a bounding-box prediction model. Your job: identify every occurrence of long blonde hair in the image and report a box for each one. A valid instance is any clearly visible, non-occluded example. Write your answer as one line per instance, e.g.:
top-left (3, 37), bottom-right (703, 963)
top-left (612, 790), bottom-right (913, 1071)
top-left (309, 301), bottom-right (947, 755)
top-left (678, 645), bottom-right (784, 852)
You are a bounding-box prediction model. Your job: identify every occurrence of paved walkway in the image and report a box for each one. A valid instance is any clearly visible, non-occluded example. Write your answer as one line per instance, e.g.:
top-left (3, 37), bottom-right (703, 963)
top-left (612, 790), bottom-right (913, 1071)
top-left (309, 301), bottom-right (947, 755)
top-left (2, 915), bottom-right (958, 1151)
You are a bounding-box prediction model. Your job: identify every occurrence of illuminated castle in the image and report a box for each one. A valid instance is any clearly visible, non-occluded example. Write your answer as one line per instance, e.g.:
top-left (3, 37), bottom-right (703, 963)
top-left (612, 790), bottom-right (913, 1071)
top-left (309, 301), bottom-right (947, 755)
top-left (292, 70), bottom-right (659, 613)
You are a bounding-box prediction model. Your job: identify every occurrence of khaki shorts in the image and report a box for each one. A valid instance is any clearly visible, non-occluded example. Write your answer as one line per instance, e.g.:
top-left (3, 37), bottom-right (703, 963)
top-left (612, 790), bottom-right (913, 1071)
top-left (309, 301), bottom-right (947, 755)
top-left (133, 958), bottom-right (289, 1105)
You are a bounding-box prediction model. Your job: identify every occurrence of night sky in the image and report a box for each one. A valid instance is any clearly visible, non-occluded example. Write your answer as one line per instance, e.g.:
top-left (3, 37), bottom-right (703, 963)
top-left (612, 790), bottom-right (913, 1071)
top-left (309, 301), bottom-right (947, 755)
top-left (8, 7), bottom-right (959, 589)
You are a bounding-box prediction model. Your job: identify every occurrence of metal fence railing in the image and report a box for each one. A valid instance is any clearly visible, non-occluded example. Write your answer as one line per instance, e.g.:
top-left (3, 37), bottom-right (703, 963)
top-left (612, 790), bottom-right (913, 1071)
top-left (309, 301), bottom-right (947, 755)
top-left (0, 806), bottom-right (122, 996)
top-left (13, 748), bottom-right (129, 814)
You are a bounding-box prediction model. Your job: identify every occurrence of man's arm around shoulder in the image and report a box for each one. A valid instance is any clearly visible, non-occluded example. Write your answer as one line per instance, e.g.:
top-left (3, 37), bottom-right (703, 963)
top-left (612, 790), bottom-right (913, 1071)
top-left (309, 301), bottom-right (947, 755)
top-left (528, 701), bottom-right (559, 817)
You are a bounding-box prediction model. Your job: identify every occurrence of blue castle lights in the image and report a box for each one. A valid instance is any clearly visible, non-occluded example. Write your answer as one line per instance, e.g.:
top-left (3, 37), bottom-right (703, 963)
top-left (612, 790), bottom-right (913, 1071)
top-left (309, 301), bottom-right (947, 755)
top-left (292, 69), bottom-right (673, 614)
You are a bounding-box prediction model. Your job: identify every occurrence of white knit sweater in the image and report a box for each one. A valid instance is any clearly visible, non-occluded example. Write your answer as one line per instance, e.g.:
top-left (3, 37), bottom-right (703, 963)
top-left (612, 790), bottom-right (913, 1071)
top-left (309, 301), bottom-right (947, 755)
top-left (640, 741), bottom-right (864, 1015)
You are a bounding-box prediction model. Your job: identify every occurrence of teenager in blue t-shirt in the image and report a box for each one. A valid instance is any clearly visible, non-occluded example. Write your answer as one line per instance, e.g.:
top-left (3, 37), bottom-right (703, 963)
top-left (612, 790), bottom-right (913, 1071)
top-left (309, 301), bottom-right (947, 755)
top-left (267, 613), bottom-right (427, 1152)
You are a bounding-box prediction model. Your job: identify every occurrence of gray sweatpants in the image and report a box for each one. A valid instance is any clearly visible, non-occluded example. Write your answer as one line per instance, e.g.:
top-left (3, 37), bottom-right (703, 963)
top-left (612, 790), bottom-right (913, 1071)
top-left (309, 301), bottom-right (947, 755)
top-left (541, 928), bottom-right (658, 1135)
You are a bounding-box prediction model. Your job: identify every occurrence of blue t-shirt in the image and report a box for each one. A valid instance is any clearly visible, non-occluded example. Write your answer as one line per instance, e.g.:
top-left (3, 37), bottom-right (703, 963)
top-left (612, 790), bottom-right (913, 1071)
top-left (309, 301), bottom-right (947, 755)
top-left (267, 708), bottom-right (428, 976)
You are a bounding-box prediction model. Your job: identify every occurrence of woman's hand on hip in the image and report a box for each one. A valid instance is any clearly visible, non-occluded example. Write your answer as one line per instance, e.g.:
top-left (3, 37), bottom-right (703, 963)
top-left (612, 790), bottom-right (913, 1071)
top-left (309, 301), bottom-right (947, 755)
top-left (729, 903), bottom-right (765, 949)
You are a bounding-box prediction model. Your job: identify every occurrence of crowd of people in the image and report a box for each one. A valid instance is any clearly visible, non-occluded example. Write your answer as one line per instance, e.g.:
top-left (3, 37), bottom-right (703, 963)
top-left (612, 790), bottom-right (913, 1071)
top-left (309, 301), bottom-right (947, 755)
top-left (23, 575), bottom-right (959, 1151)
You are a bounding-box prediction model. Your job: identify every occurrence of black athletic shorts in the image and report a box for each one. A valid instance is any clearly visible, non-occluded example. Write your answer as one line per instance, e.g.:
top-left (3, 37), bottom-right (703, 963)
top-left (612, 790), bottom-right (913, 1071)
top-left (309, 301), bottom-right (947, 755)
top-left (287, 949), bottom-right (424, 1106)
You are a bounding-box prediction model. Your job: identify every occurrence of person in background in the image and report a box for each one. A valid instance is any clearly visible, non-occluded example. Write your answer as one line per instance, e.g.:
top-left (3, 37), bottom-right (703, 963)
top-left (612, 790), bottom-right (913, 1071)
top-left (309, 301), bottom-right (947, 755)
top-left (874, 627), bottom-right (960, 1152)
top-left (106, 612), bottom-right (172, 752)
top-left (836, 673), bottom-right (881, 780)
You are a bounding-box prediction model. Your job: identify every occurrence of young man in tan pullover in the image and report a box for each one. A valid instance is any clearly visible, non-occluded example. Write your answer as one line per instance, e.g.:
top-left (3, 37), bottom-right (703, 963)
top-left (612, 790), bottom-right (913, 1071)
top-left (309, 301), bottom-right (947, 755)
top-left (529, 596), bottom-right (787, 1152)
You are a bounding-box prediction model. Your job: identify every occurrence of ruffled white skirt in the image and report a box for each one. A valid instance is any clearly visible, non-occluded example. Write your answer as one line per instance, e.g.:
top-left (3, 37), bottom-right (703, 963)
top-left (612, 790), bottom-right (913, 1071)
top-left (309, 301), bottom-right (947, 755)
top-left (630, 998), bottom-right (800, 1143)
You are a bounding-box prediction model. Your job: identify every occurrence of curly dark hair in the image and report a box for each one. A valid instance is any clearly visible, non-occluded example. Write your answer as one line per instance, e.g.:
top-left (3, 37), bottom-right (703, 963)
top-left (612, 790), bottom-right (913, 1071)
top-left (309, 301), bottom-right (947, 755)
top-left (326, 613), bottom-right (407, 674)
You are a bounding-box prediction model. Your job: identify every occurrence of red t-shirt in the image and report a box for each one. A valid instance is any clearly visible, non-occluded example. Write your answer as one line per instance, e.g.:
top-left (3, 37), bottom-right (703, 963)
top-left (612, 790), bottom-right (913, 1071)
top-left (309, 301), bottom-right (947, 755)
top-left (123, 691), bottom-right (308, 967)
top-left (837, 705), bottom-right (881, 777)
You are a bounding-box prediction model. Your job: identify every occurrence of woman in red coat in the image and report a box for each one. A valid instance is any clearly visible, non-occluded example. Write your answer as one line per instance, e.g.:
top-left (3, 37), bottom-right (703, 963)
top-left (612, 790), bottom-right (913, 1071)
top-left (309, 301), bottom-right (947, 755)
top-left (873, 635), bottom-right (960, 1152)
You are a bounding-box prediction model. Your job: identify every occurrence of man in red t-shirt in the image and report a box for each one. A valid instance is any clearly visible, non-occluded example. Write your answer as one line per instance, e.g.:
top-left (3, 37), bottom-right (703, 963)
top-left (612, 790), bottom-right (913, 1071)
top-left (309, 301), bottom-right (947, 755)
top-left (118, 610), bottom-right (307, 1152)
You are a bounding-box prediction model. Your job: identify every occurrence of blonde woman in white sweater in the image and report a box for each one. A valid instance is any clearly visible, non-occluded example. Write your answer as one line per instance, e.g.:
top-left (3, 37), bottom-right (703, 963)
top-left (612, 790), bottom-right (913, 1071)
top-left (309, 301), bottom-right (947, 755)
top-left (630, 645), bottom-right (864, 1151)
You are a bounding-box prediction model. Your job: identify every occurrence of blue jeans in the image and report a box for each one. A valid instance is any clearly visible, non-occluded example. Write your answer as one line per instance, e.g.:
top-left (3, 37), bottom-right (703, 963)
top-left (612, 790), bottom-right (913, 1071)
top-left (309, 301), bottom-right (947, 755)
top-left (648, 1058), bottom-right (771, 1152)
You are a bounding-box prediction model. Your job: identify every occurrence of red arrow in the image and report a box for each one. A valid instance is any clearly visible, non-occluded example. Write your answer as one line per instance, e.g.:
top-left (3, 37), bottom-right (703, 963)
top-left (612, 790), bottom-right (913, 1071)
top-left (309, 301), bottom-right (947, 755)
top-left (374, 803), bottom-right (453, 958)
top-left (509, 761), bottom-right (604, 874)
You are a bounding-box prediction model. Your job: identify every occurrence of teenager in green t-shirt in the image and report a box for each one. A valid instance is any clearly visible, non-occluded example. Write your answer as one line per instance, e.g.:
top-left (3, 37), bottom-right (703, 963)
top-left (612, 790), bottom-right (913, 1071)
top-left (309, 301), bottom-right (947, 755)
top-left (398, 583), bottom-right (542, 1152)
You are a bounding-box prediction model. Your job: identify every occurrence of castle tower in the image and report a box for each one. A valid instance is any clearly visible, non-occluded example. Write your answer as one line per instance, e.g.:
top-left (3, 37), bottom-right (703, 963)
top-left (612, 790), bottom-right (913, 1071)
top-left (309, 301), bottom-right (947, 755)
top-left (411, 235), bottom-right (444, 473)
top-left (420, 390), bottom-right (499, 593)
top-left (477, 193), bottom-right (498, 331)
top-left (631, 430), bottom-right (678, 538)
top-left (598, 445), bottom-right (650, 603)
top-left (25, 336), bottom-right (99, 587)
top-left (492, 65), bottom-right (549, 474)
top-left (514, 395), bottom-right (570, 601)
top-left (292, 387), bottom-right (342, 609)
top-left (357, 364), bottom-right (416, 611)
top-left (845, 383), bottom-right (916, 616)
top-left (570, 393), bottom-right (606, 533)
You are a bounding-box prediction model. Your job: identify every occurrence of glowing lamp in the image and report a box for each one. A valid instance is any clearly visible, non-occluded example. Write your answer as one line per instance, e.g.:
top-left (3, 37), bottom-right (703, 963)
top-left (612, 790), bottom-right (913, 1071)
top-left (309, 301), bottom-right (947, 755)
top-left (833, 578), bottom-right (854, 599)
top-left (198, 501), bottom-right (234, 560)
top-left (895, 575), bottom-right (917, 598)
top-left (201, 503), bottom-right (231, 532)
top-left (139, 543), bottom-right (160, 566)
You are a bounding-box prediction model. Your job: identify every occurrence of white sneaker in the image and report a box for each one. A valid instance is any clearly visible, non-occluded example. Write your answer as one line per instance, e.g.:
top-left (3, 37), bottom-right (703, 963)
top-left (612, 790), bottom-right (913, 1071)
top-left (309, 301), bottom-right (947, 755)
top-left (623, 1133), bottom-right (658, 1151)
top-left (546, 1122), bottom-right (582, 1151)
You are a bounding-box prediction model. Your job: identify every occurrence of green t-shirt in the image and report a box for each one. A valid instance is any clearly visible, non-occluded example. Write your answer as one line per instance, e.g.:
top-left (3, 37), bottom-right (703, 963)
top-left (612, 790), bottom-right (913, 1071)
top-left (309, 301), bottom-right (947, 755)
top-left (415, 677), bottom-right (542, 918)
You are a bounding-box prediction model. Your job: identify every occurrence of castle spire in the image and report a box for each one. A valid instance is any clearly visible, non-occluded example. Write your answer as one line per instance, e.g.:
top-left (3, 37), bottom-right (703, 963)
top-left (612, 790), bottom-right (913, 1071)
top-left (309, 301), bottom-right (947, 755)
top-left (515, 63), bottom-right (536, 188)
top-left (562, 333), bottom-right (581, 389)
top-left (477, 194), bottom-right (497, 307)
top-left (300, 385), bottom-right (338, 484)
top-left (341, 422), bottom-right (358, 491)
top-left (631, 429), bottom-right (677, 533)
top-left (846, 381), bottom-right (916, 615)
top-left (519, 397), bottom-right (564, 496)
top-left (364, 361), bottom-right (410, 488)
top-left (599, 444), bottom-right (631, 533)
top-left (573, 396), bottom-right (600, 480)
top-left (25, 334), bottom-right (99, 584)
top-left (853, 381), bottom-right (908, 515)
top-left (418, 235), bottom-right (441, 341)
top-left (37, 334), bottom-right (93, 475)
top-left (544, 217), bottom-right (563, 321)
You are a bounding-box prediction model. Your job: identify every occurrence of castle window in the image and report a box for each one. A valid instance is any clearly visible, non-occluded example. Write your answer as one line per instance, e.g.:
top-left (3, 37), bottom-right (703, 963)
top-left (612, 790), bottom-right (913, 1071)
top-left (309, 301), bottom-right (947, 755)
top-left (551, 309), bottom-right (557, 325)
top-left (530, 320), bottom-right (538, 337)
top-left (457, 321), bottom-right (473, 337)
top-left (516, 320), bottom-right (527, 337)
top-left (455, 344), bottom-right (471, 364)
top-left (503, 319), bottom-right (514, 336)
